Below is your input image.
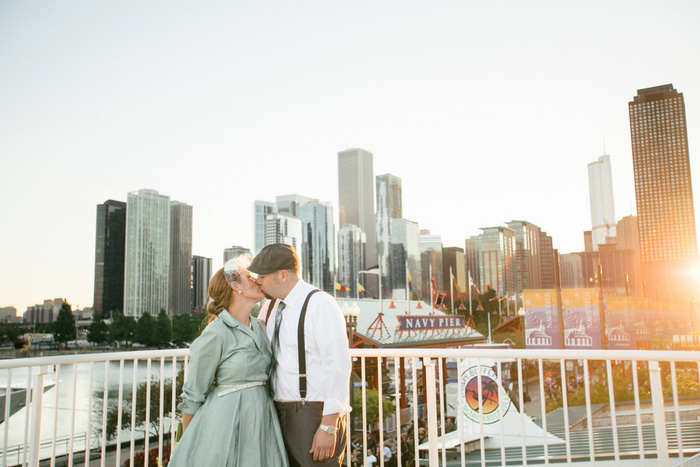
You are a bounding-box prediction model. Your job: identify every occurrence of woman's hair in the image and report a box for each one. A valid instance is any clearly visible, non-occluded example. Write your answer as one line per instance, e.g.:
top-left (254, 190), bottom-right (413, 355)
top-left (204, 268), bottom-right (234, 323)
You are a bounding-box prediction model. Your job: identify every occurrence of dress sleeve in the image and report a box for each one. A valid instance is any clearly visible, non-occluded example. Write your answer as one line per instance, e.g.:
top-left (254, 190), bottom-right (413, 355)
top-left (177, 327), bottom-right (223, 415)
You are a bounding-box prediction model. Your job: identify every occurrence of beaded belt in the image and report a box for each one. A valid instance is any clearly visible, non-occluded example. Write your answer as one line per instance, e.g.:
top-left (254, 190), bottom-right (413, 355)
top-left (217, 381), bottom-right (266, 397)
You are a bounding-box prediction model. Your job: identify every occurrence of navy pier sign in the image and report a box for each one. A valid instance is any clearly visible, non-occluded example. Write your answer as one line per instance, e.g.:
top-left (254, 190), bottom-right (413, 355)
top-left (397, 315), bottom-right (465, 331)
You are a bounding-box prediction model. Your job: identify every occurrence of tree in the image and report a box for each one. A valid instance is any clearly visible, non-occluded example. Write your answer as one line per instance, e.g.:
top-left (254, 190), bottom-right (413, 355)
top-left (154, 309), bottom-right (172, 346)
top-left (172, 313), bottom-right (198, 343)
top-left (102, 368), bottom-right (184, 440)
top-left (110, 312), bottom-right (137, 346)
top-left (87, 313), bottom-right (109, 344)
top-left (53, 300), bottom-right (76, 347)
top-left (135, 311), bottom-right (155, 346)
top-left (352, 388), bottom-right (395, 426)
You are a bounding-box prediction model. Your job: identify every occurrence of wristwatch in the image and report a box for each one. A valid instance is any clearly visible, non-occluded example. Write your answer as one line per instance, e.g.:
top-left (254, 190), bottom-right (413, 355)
top-left (318, 423), bottom-right (335, 435)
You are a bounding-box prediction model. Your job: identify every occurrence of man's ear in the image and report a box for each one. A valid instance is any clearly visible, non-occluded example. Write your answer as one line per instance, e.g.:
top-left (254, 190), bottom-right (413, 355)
top-left (279, 269), bottom-right (288, 282)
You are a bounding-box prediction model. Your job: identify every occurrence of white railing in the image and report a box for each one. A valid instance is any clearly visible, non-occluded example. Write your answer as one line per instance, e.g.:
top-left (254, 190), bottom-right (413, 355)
top-left (2, 348), bottom-right (700, 467)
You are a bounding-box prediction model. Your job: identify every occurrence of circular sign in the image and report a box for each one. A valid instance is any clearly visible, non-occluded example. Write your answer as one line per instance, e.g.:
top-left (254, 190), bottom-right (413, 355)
top-left (460, 365), bottom-right (512, 424)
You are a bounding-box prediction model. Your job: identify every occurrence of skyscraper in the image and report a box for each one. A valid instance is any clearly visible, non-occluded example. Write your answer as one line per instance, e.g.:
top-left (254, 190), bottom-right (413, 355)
top-left (477, 226), bottom-right (516, 297)
top-left (264, 212), bottom-right (303, 275)
top-left (376, 174), bottom-right (402, 292)
top-left (338, 149), bottom-right (376, 270)
top-left (588, 154), bottom-right (616, 251)
top-left (224, 245), bottom-right (252, 264)
top-left (507, 220), bottom-right (543, 291)
top-left (169, 201), bottom-right (193, 315)
top-left (123, 189), bottom-right (171, 318)
top-left (442, 246), bottom-right (466, 297)
top-left (299, 202), bottom-right (336, 293)
top-left (253, 200), bottom-right (275, 254)
top-left (629, 84), bottom-right (698, 297)
top-left (338, 224), bottom-right (365, 298)
top-left (420, 232), bottom-right (443, 300)
top-left (192, 255), bottom-right (212, 313)
top-left (390, 218), bottom-right (421, 298)
top-left (93, 199), bottom-right (126, 316)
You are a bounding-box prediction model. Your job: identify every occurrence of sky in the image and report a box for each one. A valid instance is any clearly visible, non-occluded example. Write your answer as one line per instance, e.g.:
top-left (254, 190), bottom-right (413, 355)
top-left (1, 1), bottom-right (699, 314)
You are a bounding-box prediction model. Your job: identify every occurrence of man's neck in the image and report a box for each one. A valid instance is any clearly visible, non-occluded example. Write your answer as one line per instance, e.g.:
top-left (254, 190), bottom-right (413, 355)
top-left (278, 277), bottom-right (300, 301)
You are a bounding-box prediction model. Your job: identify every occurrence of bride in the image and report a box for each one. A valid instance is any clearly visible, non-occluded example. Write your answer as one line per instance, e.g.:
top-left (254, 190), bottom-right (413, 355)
top-left (169, 257), bottom-right (288, 467)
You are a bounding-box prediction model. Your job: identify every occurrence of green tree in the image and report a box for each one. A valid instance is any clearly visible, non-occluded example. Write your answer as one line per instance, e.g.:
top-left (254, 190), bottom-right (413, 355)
top-left (135, 311), bottom-right (156, 346)
top-left (102, 369), bottom-right (184, 440)
top-left (172, 313), bottom-right (198, 343)
top-left (110, 312), bottom-right (137, 346)
top-left (154, 309), bottom-right (172, 346)
top-left (0, 323), bottom-right (21, 344)
top-left (87, 313), bottom-right (109, 344)
top-left (352, 388), bottom-right (395, 426)
top-left (53, 300), bottom-right (76, 347)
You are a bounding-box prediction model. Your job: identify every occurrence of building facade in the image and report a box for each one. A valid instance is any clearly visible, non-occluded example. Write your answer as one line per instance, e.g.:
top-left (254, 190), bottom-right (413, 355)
top-left (442, 246), bottom-right (467, 297)
top-left (299, 202), bottom-right (336, 293)
top-left (338, 224), bottom-right (365, 298)
top-left (169, 201), bottom-right (193, 315)
top-left (376, 174), bottom-right (402, 293)
top-left (390, 218), bottom-right (421, 299)
top-left (629, 84), bottom-right (698, 298)
top-left (123, 189), bottom-right (171, 318)
top-left (477, 226), bottom-right (516, 297)
top-left (192, 255), bottom-right (212, 313)
top-left (24, 298), bottom-right (64, 324)
top-left (507, 220), bottom-right (543, 291)
top-left (93, 199), bottom-right (126, 316)
top-left (588, 155), bottom-right (616, 251)
top-left (253, 200), bottom-right (275, 254)
top-left (223, 245), bottom-right (252, 264)
top-left (338, 148), bottom-right (377, 271)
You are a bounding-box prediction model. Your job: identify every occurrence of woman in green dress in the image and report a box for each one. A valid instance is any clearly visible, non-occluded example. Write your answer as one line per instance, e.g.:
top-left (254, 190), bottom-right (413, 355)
top-left (170, 257), bottom-right (289, 467)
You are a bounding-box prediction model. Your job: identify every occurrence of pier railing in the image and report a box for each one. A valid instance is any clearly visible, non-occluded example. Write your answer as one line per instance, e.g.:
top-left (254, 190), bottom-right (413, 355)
top-left (2, 348), bottom-right (700, 467)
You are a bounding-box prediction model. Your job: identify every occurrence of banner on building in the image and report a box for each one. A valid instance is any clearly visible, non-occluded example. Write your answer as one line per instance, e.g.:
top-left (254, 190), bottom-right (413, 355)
top-left (397, 315), bottom-right (465, 331)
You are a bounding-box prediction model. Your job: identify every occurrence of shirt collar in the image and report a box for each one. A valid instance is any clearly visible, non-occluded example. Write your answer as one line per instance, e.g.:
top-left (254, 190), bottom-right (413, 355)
top-left (280, 278), bottom-right (312, 310)
top-left (218, 310), bottom-right (266, 352)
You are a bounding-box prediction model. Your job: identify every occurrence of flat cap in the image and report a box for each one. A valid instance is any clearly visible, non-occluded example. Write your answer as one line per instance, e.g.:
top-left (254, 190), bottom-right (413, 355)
top-left (248, 243), bottom-right (299, 274)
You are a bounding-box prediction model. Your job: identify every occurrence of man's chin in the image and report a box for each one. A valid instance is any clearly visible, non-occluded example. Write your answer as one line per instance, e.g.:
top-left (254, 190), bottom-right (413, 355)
top-left (262, 292), bottom-right (274, 300)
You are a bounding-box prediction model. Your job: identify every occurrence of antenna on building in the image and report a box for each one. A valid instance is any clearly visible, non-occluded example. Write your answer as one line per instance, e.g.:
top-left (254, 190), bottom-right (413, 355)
top-left (602, 132), bottom-right (607, 155)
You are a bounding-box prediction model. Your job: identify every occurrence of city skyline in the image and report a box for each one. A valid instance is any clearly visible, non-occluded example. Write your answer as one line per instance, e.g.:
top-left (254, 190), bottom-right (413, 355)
top-left (1, 2), bottom-right (699, 312)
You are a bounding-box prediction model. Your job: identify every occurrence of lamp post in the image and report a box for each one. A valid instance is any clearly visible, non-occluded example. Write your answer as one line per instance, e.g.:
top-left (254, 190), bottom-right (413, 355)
top-left (343, 302), bottom-right (360, 348)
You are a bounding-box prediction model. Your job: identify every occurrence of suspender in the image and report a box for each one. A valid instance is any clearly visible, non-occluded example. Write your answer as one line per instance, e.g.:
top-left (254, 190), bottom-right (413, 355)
top-left (264, 299), bottom-right (277, 326)
top-left (267, 290), bottom-right (321, 402)
top-left (298, 289), bottom-right (321, 401)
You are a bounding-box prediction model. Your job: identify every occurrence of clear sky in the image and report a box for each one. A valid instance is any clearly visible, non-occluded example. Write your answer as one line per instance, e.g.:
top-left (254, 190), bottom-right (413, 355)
top-left (1, 1), bottom-right (699, 314)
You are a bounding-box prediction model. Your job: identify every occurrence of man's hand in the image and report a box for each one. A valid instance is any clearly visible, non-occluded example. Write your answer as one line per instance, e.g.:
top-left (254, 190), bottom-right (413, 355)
top-left (310, 427), bottom-right (336, 462)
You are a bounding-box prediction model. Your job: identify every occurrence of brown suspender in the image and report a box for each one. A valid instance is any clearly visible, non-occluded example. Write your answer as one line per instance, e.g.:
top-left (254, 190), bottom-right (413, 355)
top-left (266, 290), bottom-right (321, 402)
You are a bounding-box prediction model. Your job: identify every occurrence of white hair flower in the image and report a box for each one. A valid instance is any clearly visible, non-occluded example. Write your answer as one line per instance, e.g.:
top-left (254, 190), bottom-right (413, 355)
top-left (223, 255), bottom-right (252, 284)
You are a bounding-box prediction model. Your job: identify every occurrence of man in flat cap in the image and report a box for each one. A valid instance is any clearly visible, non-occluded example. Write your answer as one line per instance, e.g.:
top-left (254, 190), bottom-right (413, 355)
top-left (250, 243), bottom-right (351, 467)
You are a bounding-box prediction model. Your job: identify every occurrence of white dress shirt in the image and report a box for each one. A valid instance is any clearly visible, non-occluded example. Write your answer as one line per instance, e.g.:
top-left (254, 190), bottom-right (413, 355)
top-left (260, 279), bottom-right (352, 416)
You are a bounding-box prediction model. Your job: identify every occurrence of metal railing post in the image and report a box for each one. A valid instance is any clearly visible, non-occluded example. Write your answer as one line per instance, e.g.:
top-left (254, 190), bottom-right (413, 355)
top-left (649, 360), bottom-right (669, 467)
top-left (424, 357), bottom-right (439, 466)
top-left (28, 365), bottom-right (48, 467)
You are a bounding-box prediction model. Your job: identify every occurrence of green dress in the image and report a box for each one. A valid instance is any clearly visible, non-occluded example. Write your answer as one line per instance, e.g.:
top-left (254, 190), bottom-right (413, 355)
top-left (170, 311), bottom-right (289, 467)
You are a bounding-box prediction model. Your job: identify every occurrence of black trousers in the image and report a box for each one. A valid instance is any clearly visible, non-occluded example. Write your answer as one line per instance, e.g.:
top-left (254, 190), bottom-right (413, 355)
top-left (275, 401), bottom-right (347, 467)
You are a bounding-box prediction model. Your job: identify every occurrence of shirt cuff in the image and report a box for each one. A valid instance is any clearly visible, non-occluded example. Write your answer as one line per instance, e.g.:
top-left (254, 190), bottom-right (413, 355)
top-left (322, 399), bottom-right (352, 416)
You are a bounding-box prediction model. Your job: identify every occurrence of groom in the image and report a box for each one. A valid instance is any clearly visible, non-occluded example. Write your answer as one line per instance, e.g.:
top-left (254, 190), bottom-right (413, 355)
top-left (250, 243), bottom-right (351, 467)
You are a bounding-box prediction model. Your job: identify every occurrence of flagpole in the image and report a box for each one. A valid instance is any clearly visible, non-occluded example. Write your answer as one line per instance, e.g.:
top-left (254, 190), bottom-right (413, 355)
top-left (429, 263), bottom-right (434, 314)
top-left (450, 266), bottom-right (454, 315)
top-left (468, 270), bottom-right (473, 317)
top-left (406, 258), bottom-right (410, 314)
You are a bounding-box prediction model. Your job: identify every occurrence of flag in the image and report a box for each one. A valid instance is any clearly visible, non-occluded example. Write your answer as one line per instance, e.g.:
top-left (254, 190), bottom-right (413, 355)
top-left (468, 271), bottom-right (481, 294)
top-left (430, 274), bottom-right (437, 294)
top-left (335, 282), bottom-right (348, 291)
top-left (357, 282), bottom-right (365, 293)
top-left (488, 296), bottom-right (499, 302)
top-left (451, 273), bottom-right (459, 292)
top-left (407, 269), bottom-right (413, 292)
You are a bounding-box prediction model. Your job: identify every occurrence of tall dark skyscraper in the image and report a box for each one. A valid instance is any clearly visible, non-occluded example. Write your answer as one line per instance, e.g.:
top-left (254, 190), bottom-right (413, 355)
top-left (629, 84), bottom-right (698, 297)
top-left (338, 148), bottom-right (378, 295)
top-left (170, 201), bottom-right (193, 315)
top-left (192, 255), bottom-right (212, 313)
top-left (93, 200), bottom-right (126, 315)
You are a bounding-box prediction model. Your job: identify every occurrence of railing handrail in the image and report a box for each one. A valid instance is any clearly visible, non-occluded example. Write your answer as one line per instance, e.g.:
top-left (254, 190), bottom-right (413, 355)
top-left (3, 347), bottom-right (700, 370)
top-left (0, 349), bottom-right (190, 370)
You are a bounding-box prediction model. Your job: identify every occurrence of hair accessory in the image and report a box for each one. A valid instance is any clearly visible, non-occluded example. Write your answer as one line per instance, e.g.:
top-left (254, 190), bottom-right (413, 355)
top-left (224, 255), bottom-right (252, 285)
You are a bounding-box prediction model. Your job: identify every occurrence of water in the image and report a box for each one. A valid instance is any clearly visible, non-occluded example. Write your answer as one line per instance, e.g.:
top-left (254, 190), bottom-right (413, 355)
top-left (0, 358), bottom-right (182, 466)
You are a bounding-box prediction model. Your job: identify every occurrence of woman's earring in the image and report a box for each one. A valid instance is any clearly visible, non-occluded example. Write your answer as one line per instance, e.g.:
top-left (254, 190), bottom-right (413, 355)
top-left (237, 290), bottom-right (242, 294)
